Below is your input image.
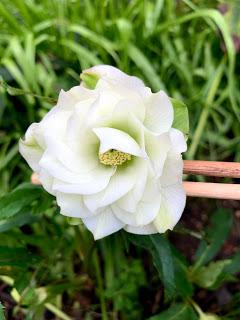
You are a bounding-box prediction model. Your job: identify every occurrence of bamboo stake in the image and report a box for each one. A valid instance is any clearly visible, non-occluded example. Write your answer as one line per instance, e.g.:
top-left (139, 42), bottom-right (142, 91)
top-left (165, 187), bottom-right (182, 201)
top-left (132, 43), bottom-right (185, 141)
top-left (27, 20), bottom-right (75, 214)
top-left (183, 182), bottom-right (240, 200)
top-left (183, 160), bottom-right (240, 178)
top-left (31, 160), bottom-right (240, 200)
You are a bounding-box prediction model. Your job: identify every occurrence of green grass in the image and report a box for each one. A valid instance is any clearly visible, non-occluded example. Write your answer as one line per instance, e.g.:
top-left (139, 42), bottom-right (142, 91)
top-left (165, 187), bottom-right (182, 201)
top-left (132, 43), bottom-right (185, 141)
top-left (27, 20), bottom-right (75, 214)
top-left (0, 0), bottom-right (240, 319)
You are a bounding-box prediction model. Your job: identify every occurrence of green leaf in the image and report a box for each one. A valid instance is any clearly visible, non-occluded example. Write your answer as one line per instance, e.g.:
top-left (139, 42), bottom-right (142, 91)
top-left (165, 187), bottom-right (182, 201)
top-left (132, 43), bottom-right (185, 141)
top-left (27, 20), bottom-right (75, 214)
top-left (224, 251), bottom-right (240, 274)
top-left (150, 235), bottom-right (176, 299)
top-left (128, 234), bottom-right (176, 299)
top-left (0, 303), bottom-right (5, 320)
top-left (193, 209), bottom-right (233, 269)
top-left (148, 303), bottom-right (197, 320)
top-left (0, 246), bottom-right (39, 268)
top-left (127, 44), bottom-right (164, 91)
top-left (171, 98), bottom-right (189, 136)
top-left (192, 260), bottom-right (232, 289)
top-left (0, 210), bottom-right (39, 233)
top-left (172, 247), bottom-right (194, 297)
top-left (0, 183), bottom-right (42, 220)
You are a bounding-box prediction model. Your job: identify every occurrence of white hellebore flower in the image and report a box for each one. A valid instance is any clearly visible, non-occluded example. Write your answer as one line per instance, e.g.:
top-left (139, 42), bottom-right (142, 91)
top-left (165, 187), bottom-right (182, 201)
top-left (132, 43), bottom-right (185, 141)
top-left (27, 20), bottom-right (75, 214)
top-left (19, 65), bottom-right (187, 240)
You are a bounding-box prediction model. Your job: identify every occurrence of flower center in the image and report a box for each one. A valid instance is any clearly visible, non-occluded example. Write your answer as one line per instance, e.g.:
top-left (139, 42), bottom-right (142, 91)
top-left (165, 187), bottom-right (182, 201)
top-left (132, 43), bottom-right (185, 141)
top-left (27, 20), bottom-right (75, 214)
top-left (99, 149), bottom-right (132, 166)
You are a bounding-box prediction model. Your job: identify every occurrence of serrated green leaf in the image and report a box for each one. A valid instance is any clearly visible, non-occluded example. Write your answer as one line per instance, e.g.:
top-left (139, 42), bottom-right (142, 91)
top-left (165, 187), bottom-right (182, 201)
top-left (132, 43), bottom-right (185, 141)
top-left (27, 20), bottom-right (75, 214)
top-left (148, 303), bottom-right (198, 320)
top-left (171, 98), bottom-right (189, 136)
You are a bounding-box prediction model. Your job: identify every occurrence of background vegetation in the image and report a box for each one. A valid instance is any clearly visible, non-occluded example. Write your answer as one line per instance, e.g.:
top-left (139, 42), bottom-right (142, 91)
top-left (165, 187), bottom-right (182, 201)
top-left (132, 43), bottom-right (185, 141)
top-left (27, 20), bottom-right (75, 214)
top-left (0, 0), bottom-right (239, 319)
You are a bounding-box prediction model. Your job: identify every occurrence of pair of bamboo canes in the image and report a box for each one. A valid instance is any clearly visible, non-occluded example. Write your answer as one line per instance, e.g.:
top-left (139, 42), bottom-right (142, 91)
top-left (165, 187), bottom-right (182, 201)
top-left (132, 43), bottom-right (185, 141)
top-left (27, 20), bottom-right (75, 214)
top-left (31, 160), bottom-right (240, 200)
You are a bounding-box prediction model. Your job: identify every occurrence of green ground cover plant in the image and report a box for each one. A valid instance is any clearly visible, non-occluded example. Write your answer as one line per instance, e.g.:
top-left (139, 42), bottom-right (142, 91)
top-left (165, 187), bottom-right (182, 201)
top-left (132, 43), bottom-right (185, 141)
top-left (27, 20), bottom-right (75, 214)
top-left (0, 0), bottom-right (239, 319)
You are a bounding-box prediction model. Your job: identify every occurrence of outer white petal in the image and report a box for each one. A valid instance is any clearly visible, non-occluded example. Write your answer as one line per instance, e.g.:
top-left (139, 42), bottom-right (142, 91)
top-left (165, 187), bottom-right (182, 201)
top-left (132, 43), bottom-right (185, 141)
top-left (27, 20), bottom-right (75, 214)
top-left (145, 132), bottom-right (171, 177)
top-left (56, 192), bottom-right (96, 218)
top-left (160, 152), bottom-right (183, 187)
top-left (93, 127), bottom-right (146, 157)
top-left (38, 169), bottom-right (55, 195)
top-left (170, 128), bottom-right (187, 153)
top-left (83, 65), bottom-right (146, 92)
top-left (38, 110), bottom-right (72, 148)
top-left (113, 179), bottom-right (161, 226)
top-left (84, 159), bottom-right (142, 212)
top-left (19, 123), bottom-right (44, 172)
top-left (144, 91), bottom-right (174, 135)
top-left (124, 223), bottom-right (158, 235)
top-left (82, 207), bottom-right (125, 240)
top-left (153, 183), bottom-right (186, 233)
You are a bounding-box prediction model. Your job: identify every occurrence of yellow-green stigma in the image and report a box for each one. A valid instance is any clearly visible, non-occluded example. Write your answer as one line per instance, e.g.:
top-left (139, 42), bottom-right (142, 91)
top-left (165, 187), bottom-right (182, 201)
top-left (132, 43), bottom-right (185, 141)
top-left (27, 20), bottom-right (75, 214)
top-left (99, 149), bottom-right (132, 166)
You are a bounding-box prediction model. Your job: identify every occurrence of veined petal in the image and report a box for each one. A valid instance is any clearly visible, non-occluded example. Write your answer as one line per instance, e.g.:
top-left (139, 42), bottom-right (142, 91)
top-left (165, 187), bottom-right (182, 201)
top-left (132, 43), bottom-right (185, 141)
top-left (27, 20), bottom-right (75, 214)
top-left (84, 159), bottom-right (142, 212)
top-left (160, 152), bottom-right (183, 187)
top-left (144, 91), bottom-right (173, 135)
top-left (93, 127), bottom-right (145, 157)
top-left (56, 192), bottom-right (96, 218)
top-left (153, 183), bottom-right (186, 233)
top-left (82, 207), bottom-right (125, 240)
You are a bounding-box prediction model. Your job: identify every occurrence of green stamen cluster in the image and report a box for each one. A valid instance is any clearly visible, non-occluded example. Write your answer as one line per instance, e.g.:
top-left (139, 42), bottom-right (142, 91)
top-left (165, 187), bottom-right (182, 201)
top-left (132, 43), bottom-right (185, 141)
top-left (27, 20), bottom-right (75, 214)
top-left (99, 149), bottom-right (132, 166)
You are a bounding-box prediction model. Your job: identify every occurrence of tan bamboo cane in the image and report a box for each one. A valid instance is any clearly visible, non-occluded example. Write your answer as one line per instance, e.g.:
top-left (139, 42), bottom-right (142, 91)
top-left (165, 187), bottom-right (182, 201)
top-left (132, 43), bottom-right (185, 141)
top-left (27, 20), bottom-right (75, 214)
top-left (31, 161), bottom-right (240, 200)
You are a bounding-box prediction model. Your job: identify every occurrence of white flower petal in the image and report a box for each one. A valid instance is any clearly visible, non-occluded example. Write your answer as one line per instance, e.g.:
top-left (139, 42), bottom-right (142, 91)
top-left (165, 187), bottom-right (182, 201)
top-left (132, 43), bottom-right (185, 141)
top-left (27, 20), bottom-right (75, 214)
top-left (160, 152), bottom-right (183, 187)
top-left (44, 135), bottom-right (98, 174)
top-left (93, 127), bottom-right (145, 157)
top-left (19, 123), bottom-right (44, 172)
top-left (144, 91), bottom-right (173, 135)
top-left (170, 128), bottom-right (187, 153)
top-left (83, 65), bottom-right (146, 93)
top-left (56, 192), bottom-right (96, 218)
top-left (116, 163), bottom-right (148, 212)
top-left (40, 151), bottom-right (115, 194)
top-left (113, 178), bottom-right (161, 226)
top-left (82, 207), bottom-right (125, 240)
top-left (145, 132), bottom-right (171, 177)
top-left (154, 183), bottom-right (186, 233)
top-left (38, 169), bottom-right (55, 195)
top-left (124, 223), bottom-right (158, 235)
top-left (84, 159), bottom-right (142, 212)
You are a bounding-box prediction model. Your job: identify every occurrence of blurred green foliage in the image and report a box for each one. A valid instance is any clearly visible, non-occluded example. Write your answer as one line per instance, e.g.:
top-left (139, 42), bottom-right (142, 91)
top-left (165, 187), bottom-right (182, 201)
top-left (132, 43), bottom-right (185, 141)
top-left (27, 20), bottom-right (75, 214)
top-left (0, 0), bottom-right (240, 319)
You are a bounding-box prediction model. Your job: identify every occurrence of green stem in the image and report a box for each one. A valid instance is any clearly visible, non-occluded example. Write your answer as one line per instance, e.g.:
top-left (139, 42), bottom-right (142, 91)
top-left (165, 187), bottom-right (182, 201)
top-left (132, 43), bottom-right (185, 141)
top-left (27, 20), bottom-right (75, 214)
top-left (93, 250), bottom-right (108, 320)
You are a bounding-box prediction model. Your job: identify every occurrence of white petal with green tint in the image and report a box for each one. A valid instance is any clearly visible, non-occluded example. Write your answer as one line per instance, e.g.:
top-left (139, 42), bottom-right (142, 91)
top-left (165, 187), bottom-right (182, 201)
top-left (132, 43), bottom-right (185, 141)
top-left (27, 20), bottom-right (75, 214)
top-left (93, 127), bottom-right (146, 157)
top-left (154, 183), bottom-right (186, 232)
top-left (82, 207), bottom-right (125, 240)
top-left (84, 159), bottom-right (142, 212)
